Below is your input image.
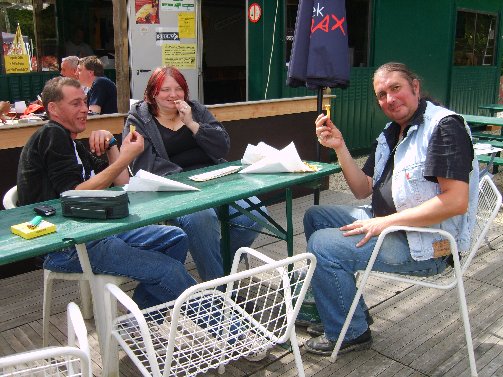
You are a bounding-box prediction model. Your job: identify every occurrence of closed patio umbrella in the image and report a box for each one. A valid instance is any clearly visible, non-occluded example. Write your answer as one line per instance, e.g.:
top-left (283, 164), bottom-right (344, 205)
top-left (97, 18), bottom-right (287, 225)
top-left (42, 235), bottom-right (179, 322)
top-left (287, 0), bottom-right (349, 90)
top-left (287, 0), bottom-right (350, 203)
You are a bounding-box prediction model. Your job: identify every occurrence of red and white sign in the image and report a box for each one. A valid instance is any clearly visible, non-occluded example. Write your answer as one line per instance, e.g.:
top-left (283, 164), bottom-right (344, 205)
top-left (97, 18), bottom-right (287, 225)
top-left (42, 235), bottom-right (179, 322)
top-left (248, 3), bottom-right (262, 23)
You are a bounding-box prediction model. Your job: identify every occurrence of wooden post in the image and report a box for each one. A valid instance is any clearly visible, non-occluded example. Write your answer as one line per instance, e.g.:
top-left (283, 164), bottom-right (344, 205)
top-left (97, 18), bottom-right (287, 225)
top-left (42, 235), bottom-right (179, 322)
top-left (33, 0), bottom-right (43, 72)
top-left (112, 0), bottom-right (130, 113)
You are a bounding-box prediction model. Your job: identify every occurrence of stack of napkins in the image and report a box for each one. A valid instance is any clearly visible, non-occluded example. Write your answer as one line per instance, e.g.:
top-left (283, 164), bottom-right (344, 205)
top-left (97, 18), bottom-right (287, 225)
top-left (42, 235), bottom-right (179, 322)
top-left (240, 142), bottom-right (316, 173)
top-left (126, 170), bottom-right (199, 191)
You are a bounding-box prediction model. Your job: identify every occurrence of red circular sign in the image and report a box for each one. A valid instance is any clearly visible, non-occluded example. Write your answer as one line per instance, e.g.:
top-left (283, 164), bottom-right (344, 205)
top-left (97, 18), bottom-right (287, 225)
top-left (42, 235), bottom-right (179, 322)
top-left (248, 3), bottom-right (262, 23)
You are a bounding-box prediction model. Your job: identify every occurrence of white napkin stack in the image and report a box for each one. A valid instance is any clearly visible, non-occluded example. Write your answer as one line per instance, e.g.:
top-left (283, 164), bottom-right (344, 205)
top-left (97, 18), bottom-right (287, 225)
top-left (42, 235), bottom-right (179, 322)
top-left (126, 170), bottom-right (199, 191)
top-left (240, 142), bottom-right (315, 174)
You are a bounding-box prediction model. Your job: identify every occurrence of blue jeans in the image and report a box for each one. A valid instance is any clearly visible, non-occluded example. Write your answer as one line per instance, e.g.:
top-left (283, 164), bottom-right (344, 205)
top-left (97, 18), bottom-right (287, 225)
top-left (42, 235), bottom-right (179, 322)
top-left (44, 225), bottom-right (196, 309)
top-left (304, 204), bottom-right (448, 342)
top-left (173, 197), bottom-right (267, 281)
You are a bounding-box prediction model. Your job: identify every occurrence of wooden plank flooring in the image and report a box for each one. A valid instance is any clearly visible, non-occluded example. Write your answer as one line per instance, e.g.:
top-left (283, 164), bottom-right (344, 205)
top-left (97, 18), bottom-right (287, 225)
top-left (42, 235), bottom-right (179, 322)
top-left (0, 189), bottom-right (502, 376)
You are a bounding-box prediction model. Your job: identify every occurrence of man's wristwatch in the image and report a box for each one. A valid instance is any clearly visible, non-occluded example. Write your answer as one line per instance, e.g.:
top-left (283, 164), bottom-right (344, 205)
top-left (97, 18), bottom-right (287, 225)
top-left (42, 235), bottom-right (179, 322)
top-left (107, 136), bottom-right (117, 150)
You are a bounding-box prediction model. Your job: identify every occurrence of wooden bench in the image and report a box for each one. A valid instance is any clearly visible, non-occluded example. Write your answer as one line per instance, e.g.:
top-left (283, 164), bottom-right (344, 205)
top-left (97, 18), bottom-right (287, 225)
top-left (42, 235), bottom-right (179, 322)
top-left (477, 154), bottom-right (503, 166)
top-left (477, 154), bottom-right (503, 176)
top-left (461, 114), bottom-right (503, 127)
top-left (472, 132), bottom-right (503, 142)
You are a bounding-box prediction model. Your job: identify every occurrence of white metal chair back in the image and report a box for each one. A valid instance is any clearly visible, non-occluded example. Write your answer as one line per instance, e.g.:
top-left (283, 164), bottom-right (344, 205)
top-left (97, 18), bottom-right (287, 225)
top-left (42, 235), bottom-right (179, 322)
top-left (103, 247), bottom-right (316, 377)
top-left (0, 302), bottom-right (91, 377)
top-left (2, 186), bottom-right (18, 209)
top-left (331, 175), bottom-right (502, 377)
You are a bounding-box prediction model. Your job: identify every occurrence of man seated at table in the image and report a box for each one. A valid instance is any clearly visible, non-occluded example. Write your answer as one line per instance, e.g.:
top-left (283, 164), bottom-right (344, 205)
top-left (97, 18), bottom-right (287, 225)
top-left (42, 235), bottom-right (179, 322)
top-left (60, 56), bottom-right (80, 80)
top-left (17, 76), bottom-right (196, 309)
top-left (77, 56), bottom-right (118, 115)
top-left (303, 62), bottom-right (478, 355)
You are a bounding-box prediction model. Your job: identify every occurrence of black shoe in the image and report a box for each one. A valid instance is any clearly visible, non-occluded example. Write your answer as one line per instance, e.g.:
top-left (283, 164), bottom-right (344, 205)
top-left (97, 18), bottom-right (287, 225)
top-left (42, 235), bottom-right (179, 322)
top-left (306, 322), bottom-right (324, 337)
top-left (306, 310), bottom-right (374, 337)
top-left (305, 328), bottom-right (372, 356)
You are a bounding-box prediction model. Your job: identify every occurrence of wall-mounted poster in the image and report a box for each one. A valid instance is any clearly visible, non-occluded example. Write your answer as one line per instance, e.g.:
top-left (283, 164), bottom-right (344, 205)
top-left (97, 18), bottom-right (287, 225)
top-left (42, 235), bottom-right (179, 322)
top-left (178, 12), bottom-right (195, 39)
top-left (162, 43), bottom-right (196, 68)
top-left (135, 0), bottom-right (160, 24)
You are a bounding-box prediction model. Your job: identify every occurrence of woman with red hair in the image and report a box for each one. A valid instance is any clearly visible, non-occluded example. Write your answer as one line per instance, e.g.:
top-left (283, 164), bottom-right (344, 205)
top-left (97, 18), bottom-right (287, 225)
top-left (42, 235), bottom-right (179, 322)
top-left (125, 66), bottom-right (266, 282)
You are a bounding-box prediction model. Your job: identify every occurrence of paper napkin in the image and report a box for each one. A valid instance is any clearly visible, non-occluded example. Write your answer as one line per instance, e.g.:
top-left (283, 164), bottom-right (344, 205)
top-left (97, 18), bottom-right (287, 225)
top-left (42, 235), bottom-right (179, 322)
top-left (126, 170), bottom-right (199, 191)
top-left (240, 142), bottom-right (316, 173)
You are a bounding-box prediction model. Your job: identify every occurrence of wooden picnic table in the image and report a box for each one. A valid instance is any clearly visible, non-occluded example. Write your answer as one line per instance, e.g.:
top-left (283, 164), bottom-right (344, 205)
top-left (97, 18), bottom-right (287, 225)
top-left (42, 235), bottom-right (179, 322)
top-left (0, 160), bottom-right (340, 371)
top-left (474, 142), bottom-right (503, 176)
top-left (461, 114), bottom-right (503, 143)
top-left (478, 103), bottom-right (503, 117)
top-left (461, 114), bottom-right (503, 127)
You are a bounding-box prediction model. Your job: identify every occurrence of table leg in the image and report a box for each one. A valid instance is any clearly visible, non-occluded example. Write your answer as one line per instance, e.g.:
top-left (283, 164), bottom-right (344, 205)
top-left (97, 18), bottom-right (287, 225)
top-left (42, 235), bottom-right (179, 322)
top-left (74, 243), bottom-right (120, 377)
top-left (285, 188), bottom-right (294, 258)
top-left (218, 188), bottom-right (295, 273)
top-left (218, 204), bottom-right (231, 275)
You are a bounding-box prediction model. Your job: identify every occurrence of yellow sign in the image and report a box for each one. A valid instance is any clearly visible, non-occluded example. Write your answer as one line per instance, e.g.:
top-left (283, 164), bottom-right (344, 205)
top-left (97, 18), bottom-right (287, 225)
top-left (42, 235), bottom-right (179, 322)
top-left (8, 24), bottom-right (28, 55)
top-left (178, 12), bottom-right (195, 39)
top-left (4, 55), bottom-right (30, 73)
top-left (5, 24), bottom-right (30, 73)
top-left (162, 43), bottom-right (196, 68)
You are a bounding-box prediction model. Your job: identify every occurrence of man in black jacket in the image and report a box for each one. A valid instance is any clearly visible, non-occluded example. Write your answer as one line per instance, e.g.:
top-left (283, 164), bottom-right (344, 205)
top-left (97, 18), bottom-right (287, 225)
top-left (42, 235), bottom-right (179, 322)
top-left (17, 76), bottom-right (195, 308)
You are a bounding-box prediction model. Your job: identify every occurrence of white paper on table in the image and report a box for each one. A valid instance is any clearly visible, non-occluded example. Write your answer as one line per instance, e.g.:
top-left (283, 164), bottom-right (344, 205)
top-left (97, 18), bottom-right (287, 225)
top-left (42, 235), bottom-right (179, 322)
top-left (240, 142), bottom-right (315, 173)
top-left (241, 142), bottom-right (281, 164)
top-left (126, 169), bottom-right (199, 191)
top-left (473, 143), bottom-right (503, 156)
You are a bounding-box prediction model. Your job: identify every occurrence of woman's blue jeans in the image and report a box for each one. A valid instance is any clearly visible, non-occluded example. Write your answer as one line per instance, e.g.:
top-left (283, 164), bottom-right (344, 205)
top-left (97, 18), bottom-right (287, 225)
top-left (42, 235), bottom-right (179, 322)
top-left (44, 225), bottom-right (196, 309)
top-left (174, 196), bottom-right (267, 281)
top-left (303, 204), bottom-right (448, 342)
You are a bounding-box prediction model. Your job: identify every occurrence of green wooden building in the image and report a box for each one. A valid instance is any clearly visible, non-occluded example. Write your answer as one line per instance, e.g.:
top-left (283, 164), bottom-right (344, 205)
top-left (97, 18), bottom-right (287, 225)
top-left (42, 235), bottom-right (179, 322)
top-left (1, 0), bottom-right (502, 151)
top-left (248, 0), bottom-right (503, 151)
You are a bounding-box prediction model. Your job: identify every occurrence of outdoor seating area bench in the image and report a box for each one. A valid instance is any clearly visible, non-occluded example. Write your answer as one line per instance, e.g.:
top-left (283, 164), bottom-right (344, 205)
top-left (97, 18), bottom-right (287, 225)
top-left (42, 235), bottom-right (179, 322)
top-left (462, 114), bottom-right (503, 127)
top-left (472, 132), bottom-right (503, 142)
top-left (476, 154), bottom-right (503, 167)
top-left (462, 114), bottom-right (503, 143)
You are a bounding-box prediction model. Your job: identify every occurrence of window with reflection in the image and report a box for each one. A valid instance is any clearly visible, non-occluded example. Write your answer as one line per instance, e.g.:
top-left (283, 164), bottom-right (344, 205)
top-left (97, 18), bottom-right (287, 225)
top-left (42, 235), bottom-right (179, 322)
top-left (285, 0), bottom-right (370, 67)
top-left (454, 10), bottom-right (498, 66)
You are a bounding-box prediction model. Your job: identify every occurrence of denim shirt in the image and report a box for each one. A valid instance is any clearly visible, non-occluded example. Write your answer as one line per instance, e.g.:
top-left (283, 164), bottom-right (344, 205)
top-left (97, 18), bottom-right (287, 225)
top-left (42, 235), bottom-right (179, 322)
top-left (374, 101), bottom-right (479, 260)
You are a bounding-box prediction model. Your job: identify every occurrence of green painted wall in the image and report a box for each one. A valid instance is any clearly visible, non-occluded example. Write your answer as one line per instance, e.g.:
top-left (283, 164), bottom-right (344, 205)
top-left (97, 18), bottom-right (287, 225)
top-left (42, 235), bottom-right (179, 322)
top-left (372, 1), bottom-right (455, 105)
top-left (248, 0), bottom-right (287, 101)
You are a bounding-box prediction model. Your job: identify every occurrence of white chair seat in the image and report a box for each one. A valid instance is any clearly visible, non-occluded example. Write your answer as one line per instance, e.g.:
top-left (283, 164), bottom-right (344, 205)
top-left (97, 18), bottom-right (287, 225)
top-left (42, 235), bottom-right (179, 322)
top-left (0, 302), bottom-right (91, 377)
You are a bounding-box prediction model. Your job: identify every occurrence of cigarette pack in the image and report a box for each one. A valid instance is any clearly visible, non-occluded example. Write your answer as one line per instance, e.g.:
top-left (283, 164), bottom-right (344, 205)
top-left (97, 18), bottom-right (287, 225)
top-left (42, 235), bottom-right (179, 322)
top-left (11, 220), bottom-right (57, 240)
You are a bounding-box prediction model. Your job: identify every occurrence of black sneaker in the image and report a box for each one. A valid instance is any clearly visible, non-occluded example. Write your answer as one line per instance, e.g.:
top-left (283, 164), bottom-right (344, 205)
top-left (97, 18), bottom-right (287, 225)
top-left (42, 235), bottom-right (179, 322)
top-left (306, 310), bottom-right (374, 337)
top-left (305, 328), bottom-right (372, 356)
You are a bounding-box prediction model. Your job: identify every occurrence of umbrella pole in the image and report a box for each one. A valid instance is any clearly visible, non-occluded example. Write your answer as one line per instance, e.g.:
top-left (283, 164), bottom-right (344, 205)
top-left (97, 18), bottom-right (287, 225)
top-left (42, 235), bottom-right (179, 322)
top-left (314, 88), bottom-right (324, 205)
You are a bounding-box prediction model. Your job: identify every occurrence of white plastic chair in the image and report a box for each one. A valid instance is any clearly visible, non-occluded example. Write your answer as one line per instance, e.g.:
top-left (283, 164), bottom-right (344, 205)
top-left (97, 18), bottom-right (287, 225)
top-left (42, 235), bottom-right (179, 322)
top-left (43, 270), bottom-right (128, 347)
top-left (0, 302), bottom-right (91, 377)
top-left (2, 186), bottom-right (18, 209)
top-left (103, 247), bottom-right (317, 377)
top-left (331, 175), bottom-right (502, 377)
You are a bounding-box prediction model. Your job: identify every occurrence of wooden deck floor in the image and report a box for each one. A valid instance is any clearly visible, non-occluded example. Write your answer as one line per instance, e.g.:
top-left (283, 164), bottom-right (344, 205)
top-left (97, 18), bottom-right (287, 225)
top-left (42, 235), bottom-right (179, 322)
top-left (1, 189), bottom-right (502, 377)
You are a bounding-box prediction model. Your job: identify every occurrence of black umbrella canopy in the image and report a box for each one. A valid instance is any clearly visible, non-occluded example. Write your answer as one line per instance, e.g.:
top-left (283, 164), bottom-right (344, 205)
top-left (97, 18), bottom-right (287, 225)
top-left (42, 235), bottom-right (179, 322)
top-left (287, 0), bottom-right (350, 90)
